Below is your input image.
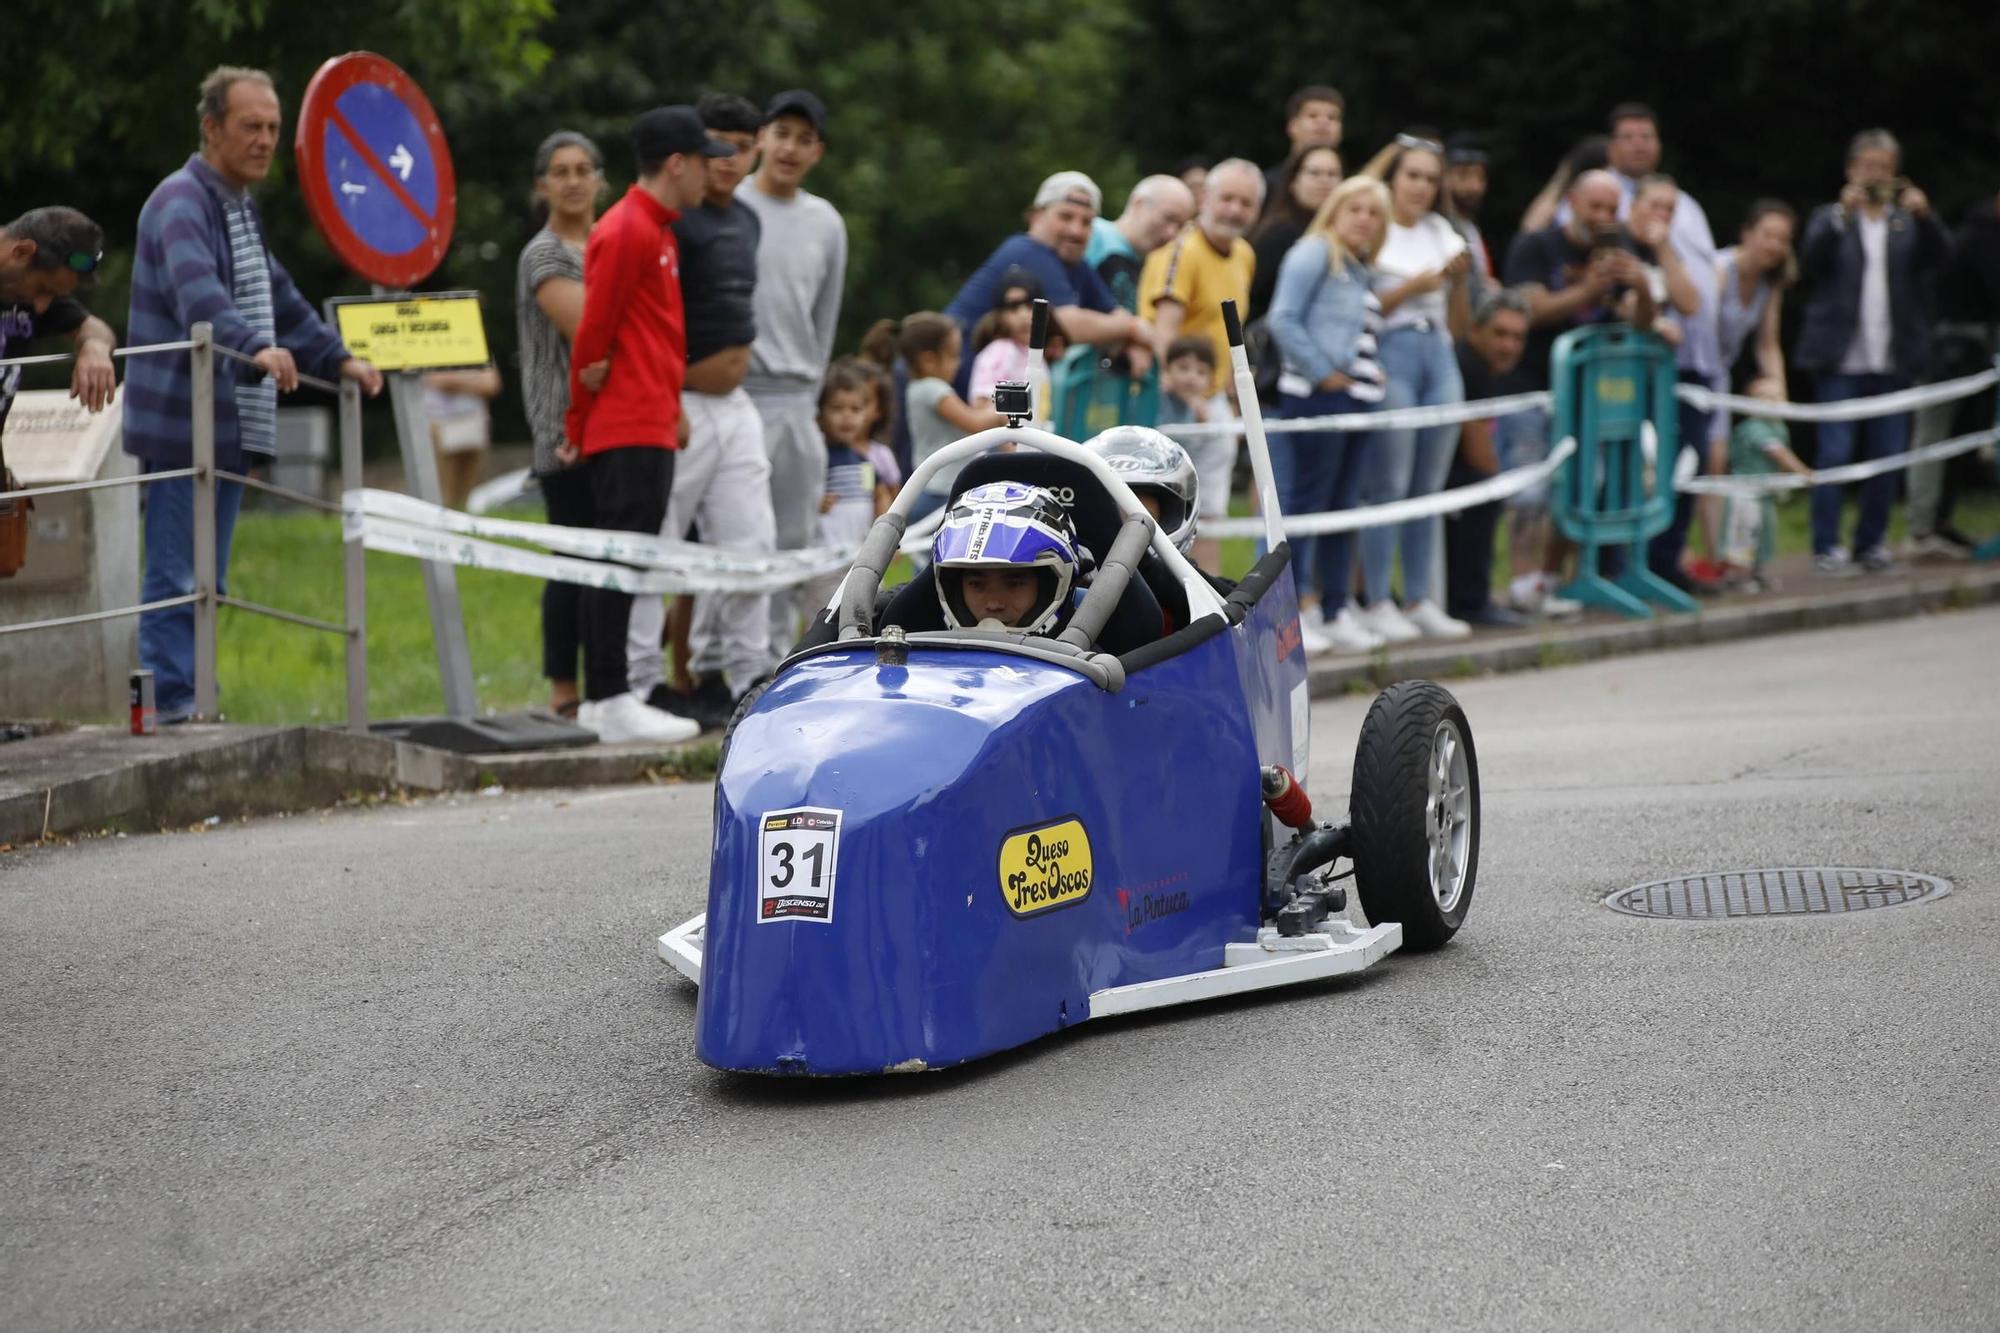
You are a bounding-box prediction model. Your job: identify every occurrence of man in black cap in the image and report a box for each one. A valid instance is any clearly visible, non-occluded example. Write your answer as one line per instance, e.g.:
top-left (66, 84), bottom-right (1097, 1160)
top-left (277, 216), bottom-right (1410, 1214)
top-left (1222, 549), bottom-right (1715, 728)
top-left (734, 89), bottom-right (848, 656)
top-left (562, 105), bottom-right (734, 745)
top-left (1444, 135), bottom-right (1495, 285)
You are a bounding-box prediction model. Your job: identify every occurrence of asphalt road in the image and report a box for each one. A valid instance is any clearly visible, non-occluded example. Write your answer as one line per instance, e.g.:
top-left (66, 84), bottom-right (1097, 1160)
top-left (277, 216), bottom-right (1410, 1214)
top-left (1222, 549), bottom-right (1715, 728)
top-left (5, 608), bottom-right (1998, 1331)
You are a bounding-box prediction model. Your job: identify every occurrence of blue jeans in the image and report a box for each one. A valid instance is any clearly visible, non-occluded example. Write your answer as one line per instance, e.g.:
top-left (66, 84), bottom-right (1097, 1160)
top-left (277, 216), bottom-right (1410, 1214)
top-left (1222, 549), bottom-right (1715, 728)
top-left (1361, 326), bottom-right (1462, 606)
top-left (1811, 372), bottom-right (1910, 556)
top-left (1273, 388), bottom-right (1371, 610)
top-left (138, 462), bottom-right (246, 719)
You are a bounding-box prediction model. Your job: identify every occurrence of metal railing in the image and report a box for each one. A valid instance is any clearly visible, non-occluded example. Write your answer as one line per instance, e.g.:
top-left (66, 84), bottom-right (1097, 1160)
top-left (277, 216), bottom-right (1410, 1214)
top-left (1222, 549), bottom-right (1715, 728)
top-left (0, 322), bottom-right (368, 732)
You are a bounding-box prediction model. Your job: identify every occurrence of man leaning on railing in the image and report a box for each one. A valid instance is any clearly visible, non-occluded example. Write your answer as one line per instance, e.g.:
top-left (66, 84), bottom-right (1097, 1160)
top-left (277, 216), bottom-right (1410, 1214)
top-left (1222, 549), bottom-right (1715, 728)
top-left (0, 207), bottom-right (118, 435)
top-left (123, 64), bottom-right (382, 723)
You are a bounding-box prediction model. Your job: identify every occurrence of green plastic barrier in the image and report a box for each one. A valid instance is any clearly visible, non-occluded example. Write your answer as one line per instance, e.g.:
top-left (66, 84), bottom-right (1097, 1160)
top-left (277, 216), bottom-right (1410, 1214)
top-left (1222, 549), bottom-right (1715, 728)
top-left (1548, 323), bottom-right (1695, 617)
top-left (1048, 344), bottom-right (1159, 441)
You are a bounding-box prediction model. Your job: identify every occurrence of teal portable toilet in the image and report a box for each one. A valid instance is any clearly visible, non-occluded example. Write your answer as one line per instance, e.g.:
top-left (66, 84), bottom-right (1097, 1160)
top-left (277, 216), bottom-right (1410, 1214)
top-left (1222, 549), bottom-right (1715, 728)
top-left (1548, 324), bottom-right (1695, 618)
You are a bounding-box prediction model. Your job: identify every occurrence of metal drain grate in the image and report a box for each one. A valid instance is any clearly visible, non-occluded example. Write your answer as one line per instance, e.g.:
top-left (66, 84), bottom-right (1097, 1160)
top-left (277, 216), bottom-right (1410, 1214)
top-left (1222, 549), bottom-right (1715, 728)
top-left (1606, 867), bottom-right (1952, 920)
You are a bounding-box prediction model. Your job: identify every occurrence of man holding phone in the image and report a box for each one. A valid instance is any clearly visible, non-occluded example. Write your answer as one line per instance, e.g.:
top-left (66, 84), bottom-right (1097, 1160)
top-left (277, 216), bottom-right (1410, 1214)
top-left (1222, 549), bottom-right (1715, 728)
top-left (1496, 170), bottom-right (1656, 615)
top-left (1795, 129), bottom-right (1952, 575)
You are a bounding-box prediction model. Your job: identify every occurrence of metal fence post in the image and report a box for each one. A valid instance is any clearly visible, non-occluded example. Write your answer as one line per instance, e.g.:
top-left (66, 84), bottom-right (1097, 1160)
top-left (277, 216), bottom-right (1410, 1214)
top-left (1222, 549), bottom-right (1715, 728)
top-left (340, 379), bottom-right (369, 733)
top-left (190, 322), bottom-right (219, 721)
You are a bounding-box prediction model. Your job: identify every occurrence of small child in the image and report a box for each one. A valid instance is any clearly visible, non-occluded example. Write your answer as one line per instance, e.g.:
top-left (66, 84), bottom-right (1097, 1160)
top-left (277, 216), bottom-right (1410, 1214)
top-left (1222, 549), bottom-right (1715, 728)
top-left (968, 267), bottom-right (1042, 408)
top-left (860, 312), bottom-right (1004, 522)
top-left (1719, 380), bottom-right (1814, 591)
top-left (1151, 335), bottom-right (1238, 571)
top-left (802, 358), bottom-right (901, 613)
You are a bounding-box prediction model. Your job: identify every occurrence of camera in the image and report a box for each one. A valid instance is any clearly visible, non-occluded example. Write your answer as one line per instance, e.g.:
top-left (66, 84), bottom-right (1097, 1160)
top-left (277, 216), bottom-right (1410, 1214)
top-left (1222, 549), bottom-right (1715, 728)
top-left (991, 380), bottom-right (1033, 422)
top-left (1864, 178), bottom-right (1904, 207)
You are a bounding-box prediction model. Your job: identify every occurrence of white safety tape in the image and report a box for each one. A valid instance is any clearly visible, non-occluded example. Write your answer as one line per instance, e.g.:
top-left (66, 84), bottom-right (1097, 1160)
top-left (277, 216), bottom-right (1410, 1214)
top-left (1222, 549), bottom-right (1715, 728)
top-left (1675, 368), bottom-right (1998, 423)
top-left (1160, 390), bottom-right (1553, 439)
top-left (466, 467), bottom-right (537, 515)
top-left (353, 515), bottom-right (854, 595)
top-left (347, 488), bottom-right (858, 579)
top-left (1204, 437), bottom-right (1578, 539)
top-left (1677, 426), bottom-right (2000, 496)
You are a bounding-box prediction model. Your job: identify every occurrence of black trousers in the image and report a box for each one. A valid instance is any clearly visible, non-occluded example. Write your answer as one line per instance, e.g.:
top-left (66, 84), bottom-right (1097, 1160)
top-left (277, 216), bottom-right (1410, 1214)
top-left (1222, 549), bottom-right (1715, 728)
top-left (1647, 371), bottom-right (1717, 578)
top-left (1443, 458), bottom-right (1499, 620)
top-left (539, 465), bottom-right (593, 682)
top-left (581, 445), bottom-right (674, 701)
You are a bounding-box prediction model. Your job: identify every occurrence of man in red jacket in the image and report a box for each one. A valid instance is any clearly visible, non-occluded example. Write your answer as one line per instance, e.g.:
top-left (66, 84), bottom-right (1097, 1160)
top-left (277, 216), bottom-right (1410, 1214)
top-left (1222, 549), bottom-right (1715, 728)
top-left (564, 106), bottom-right (735, 744)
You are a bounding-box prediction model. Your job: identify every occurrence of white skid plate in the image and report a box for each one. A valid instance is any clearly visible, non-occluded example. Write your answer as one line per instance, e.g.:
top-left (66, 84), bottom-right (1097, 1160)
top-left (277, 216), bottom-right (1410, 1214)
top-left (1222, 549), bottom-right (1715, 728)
top-left (658, 913), bottom-right (705, 983)
top-left (1086, 920), bottom-right (1402, 1019)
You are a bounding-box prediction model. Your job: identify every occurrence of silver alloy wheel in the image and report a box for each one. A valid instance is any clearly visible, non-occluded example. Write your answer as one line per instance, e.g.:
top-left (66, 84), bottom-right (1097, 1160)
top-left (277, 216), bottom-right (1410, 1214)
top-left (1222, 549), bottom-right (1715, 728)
top-left (1426, 718), bottom-right (1473, 912)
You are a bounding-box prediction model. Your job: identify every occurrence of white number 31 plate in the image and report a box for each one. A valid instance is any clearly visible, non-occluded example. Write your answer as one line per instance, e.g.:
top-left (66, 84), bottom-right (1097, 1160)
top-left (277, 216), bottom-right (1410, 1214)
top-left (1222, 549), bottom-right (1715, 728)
top-left (757, 806), bottom-right (842, 923)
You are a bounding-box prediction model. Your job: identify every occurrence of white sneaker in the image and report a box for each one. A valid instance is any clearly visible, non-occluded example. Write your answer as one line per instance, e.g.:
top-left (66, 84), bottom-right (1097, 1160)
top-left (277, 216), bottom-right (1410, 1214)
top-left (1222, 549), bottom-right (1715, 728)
top-left (1357, 600), bottom-right (1422, 643)
top-left (1509, 573), bottom-right (1582, 619)
top-left (1288, 612), bottom-right (1336, 652)
top-left (1324, 605), bottom-right (1386, 653)
top-left (577, 692), bottom-right (701, 745)
top-left (1539, 584), bottom-right (1584, 619)
top-left (1405, 599), bottom-right (1472, 640)
top-left (1299, 602), bottom-right (1328, 633)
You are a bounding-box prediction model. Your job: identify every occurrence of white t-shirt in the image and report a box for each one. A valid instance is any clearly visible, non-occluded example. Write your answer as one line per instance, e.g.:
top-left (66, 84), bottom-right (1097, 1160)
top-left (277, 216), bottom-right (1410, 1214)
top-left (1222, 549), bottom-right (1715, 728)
top-left (1840, 212), bottom-right (1893, 375)
top-left (1371, 214), bottom-right (1466, 331)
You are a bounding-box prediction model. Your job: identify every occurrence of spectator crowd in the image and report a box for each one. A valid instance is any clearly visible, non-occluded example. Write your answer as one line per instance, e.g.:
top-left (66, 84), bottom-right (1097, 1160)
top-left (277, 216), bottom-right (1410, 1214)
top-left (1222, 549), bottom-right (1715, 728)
top-left (4, 70), bottom-right (1997, 738)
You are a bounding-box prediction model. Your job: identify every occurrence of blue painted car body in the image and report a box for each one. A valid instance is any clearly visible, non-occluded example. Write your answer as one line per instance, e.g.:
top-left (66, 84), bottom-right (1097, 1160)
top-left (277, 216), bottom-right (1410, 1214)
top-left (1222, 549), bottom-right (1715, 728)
top-left (693, 563), bottom-right (1310, 1076)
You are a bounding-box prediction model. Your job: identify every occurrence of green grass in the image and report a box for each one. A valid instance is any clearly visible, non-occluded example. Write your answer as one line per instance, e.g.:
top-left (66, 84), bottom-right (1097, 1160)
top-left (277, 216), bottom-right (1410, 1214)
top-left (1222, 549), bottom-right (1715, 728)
top-left (210, 479), bottom-right (1999, 726)
top-left (216, 503), bottom-right (913, 725)
top-left (219, 506), bottom-right (550, 724)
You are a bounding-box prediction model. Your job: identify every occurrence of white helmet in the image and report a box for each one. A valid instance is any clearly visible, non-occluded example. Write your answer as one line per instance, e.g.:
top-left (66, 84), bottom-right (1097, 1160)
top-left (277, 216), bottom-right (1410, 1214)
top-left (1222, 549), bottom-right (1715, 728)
top-left (1085, 425), bottom-right (1199, 553)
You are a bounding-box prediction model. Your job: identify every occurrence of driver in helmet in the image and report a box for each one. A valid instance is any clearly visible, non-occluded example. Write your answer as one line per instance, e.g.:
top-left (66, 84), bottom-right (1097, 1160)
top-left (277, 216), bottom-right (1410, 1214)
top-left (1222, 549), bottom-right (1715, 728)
top-left (1085, 426), bottom-right (1236, 630)
top-left (933, 481), bottom-right (1082, 633)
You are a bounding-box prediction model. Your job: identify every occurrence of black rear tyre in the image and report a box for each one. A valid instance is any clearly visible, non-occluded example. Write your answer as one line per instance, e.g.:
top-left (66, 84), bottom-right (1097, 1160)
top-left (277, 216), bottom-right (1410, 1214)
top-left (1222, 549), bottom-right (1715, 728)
top-left (1349, 680), bottom-right (1479, 950)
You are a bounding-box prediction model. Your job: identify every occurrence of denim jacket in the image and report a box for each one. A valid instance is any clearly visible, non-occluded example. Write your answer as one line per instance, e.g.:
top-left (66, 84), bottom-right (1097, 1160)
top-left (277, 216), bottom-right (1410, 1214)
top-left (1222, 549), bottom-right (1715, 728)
top-left (1265, 236), bottom-right (1372, 386)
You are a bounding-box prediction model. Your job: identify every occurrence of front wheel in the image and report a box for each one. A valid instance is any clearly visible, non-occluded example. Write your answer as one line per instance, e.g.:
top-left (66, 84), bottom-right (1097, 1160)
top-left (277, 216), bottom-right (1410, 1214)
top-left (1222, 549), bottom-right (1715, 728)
top-left (1349, 680), bottom-right (1479, 950)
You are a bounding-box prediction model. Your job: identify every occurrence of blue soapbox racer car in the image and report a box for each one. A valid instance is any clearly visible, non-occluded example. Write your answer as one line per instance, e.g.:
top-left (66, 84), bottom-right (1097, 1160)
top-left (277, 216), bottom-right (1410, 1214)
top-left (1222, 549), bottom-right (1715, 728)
top-left (659, 304), bottom-right (1480, 1076)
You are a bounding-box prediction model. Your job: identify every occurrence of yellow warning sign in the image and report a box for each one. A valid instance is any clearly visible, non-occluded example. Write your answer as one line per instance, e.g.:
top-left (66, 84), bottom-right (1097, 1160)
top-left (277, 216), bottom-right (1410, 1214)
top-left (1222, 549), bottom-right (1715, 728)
top-left (330, 293), bottom-right (489, 372)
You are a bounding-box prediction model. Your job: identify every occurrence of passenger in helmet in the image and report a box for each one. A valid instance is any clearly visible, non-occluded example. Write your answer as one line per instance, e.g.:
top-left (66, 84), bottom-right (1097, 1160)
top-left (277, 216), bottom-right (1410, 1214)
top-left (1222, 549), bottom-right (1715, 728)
top-left (1086, 425), bottom-right (1199, 553)
top-left (932, 481), bottom-right (1082, 633)
top-left (1084, 426), bottom-right (1236, 631)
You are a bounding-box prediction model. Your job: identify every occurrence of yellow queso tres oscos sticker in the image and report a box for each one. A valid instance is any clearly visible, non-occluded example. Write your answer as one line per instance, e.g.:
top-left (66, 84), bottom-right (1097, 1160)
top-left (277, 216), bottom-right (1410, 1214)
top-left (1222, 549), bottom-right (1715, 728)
top-left (997, 817), bottom-right (1093, 916)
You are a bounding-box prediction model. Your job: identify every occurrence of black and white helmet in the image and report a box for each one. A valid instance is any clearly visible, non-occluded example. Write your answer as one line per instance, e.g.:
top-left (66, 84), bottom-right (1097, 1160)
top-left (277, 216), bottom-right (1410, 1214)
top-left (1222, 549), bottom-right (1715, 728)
top-left (1085, 426), bottom-right (1199, 554)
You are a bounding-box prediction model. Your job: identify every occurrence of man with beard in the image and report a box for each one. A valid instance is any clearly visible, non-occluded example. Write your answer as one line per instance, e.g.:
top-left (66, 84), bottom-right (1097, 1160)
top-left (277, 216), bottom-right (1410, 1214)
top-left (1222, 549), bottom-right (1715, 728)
top-left (1139, 157), bottom-right (1263, 393)
top-left (1443, 135), bottom-right (1495, 282)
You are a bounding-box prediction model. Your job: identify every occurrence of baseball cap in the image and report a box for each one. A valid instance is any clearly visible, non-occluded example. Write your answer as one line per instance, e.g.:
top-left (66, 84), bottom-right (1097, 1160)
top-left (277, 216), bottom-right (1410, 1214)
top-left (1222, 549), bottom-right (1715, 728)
top-left (1032, 170), bottom-right (1102, 213)
top-left (764, 89), bottom-right (827, 135)
top-left (1445, 133), bottom-right (1490, 168)
top-left (631, 106), bottom-right (737, 161)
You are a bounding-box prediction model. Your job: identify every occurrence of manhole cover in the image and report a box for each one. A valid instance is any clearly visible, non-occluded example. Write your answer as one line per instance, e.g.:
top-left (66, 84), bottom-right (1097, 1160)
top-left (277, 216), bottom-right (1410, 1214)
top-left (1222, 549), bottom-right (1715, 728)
top-left (1606, 867), bottom-right (1952, 920)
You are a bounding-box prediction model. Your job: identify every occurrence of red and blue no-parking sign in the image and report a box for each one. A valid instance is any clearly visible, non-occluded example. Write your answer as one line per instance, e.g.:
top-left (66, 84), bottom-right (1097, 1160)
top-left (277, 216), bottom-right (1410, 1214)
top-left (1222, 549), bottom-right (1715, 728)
top-left (296, 52), bottom-right (457, 289)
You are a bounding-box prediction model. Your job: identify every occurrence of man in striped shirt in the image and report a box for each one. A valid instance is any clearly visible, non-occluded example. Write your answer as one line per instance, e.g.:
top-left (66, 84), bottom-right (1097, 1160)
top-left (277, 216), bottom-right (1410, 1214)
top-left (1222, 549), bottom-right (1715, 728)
top-left (125, 66), bottom-right (382, 722)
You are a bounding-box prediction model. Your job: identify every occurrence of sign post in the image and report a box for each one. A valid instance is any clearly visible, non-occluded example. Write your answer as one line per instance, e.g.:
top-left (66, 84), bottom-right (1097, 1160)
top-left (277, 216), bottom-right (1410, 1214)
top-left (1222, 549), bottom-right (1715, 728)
top-left (297, 52), bottom-right (476, 720)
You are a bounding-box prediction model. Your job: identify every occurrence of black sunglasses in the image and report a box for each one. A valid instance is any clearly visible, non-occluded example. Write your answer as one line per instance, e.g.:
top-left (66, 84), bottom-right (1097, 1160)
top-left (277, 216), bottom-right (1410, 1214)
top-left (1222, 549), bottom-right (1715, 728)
top-left (65, 250), bottom-right (103, 275)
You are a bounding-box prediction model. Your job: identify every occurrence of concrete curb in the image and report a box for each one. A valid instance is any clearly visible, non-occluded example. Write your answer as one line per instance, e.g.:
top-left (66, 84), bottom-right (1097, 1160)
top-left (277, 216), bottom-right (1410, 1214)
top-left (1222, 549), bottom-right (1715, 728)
top-left (4, 564), bottom-right (1993, 846)
top-left (0, 725), bottom-right (717, 847)
top-left (1301, 564), bottom-right (2000, 697)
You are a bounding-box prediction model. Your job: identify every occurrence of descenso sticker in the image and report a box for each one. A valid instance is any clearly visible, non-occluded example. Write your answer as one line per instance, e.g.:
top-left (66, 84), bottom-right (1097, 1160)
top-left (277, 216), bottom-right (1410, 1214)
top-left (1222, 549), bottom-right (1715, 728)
top-left (758, 806), bottom-right (842, 923)
top-left (997, 816), bottom-right (1093, 917)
